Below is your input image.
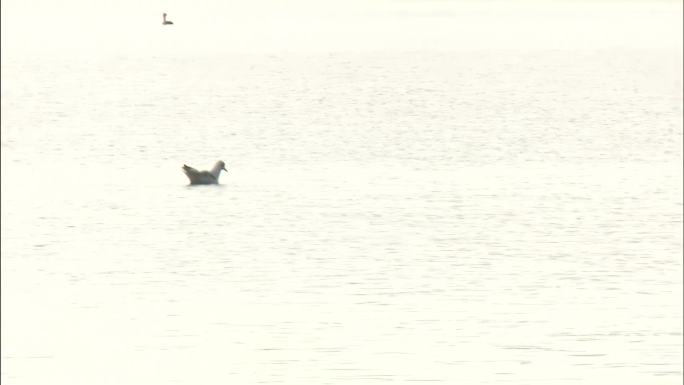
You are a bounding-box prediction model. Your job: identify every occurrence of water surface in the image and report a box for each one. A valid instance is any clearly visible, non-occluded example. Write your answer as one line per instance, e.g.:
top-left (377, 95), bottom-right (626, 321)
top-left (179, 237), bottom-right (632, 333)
top-left (1, 1), bottom-right (682, 384)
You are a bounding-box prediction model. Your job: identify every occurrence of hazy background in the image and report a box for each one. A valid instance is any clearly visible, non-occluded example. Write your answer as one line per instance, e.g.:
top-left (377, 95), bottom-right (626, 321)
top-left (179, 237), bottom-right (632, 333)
top-left (2, 1), bottom-right (682, 385)
top-left (2, 0), bottom-right (683, 56)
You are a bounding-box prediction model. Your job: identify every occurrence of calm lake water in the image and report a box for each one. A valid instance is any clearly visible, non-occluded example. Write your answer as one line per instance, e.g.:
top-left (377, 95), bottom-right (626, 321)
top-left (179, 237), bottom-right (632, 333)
top-left (1, 1), bottom-right (682, 384)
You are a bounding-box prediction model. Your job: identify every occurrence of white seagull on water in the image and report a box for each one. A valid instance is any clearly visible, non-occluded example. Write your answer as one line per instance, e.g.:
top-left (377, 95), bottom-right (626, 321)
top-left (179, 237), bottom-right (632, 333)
top-left (182, 161), bottom-right (227, 185)
top-left (162, 13), bottom-right (174, 25)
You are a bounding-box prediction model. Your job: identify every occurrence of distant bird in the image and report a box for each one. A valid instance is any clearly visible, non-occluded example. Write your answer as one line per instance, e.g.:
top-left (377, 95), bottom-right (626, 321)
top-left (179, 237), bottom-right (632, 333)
top-left (162, 13), bottom-right (174, 25)
top-left (182, 161), bottom-right (227, 185)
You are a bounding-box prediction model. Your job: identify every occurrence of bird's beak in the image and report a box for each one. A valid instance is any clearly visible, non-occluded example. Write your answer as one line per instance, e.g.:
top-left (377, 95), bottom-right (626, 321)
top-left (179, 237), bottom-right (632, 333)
top-left (223, 166), bottom-right (228, 171)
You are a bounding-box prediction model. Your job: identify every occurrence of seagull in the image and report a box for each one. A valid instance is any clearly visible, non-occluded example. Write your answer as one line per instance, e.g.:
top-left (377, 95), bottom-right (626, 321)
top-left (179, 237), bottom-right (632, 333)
top-left (163, 13), bottom-right (174, 25)
top-left (182, 160), bottom-right (227, 185)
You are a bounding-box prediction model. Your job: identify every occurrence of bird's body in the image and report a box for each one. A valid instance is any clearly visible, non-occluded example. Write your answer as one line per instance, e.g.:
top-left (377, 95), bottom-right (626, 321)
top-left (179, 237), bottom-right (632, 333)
top-left (182, 161), bottom-right (227, 185)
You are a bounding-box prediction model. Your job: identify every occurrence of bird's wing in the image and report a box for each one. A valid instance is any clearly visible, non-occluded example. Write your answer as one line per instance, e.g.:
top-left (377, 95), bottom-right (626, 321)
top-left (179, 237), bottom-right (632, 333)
top-left (198, 171), bottom-right (218, 182)
top-left (182, 164), bottom-right (199, 175)
top-left (183, 164), bottom-right (220, 184)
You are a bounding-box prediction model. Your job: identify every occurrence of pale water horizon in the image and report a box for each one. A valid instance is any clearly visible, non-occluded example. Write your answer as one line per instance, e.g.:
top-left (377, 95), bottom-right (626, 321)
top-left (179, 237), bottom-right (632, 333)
top-left (1, 1), bottom-right (682, 384)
